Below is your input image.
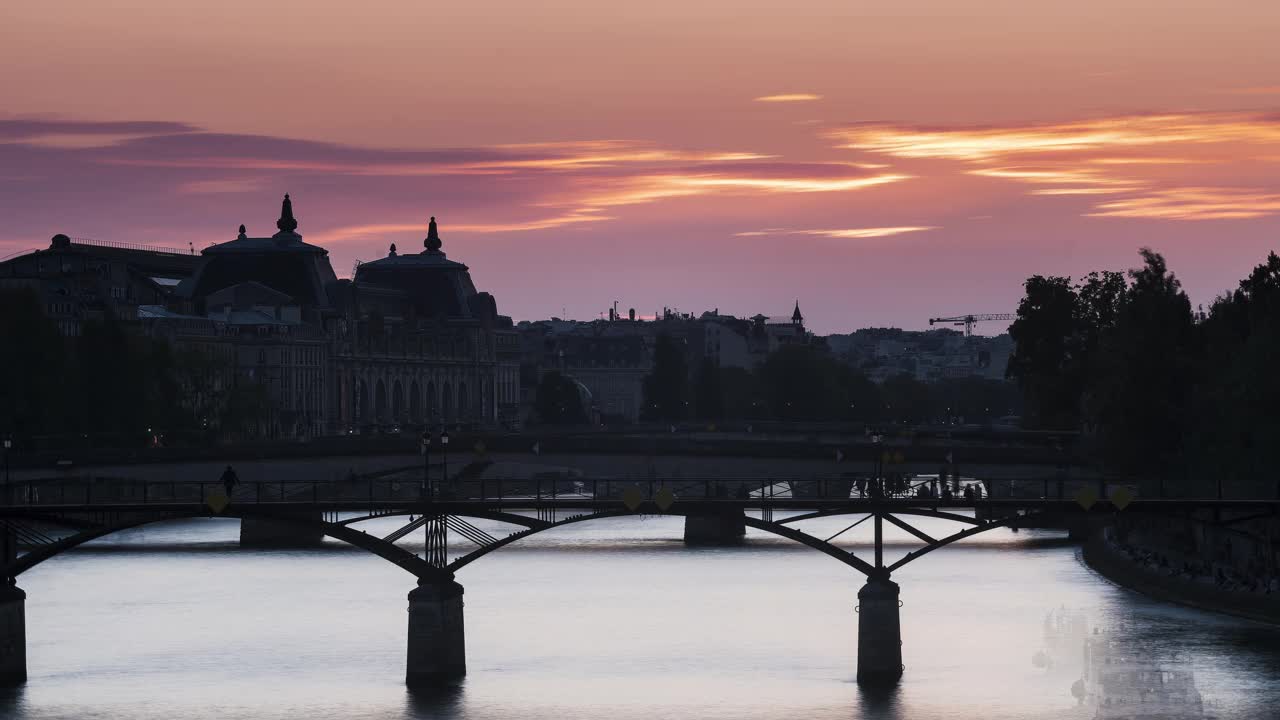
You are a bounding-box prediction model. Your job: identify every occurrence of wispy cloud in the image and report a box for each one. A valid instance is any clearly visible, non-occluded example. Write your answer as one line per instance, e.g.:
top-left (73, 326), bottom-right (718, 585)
top-left (754, 93), bottom-right (823, 103)
top-left (1087, 188), bottom-right (1280, 220)
top-left (737, 226), bottom-right (935, 239)
top-left (1218, 86), bottom-right (1280, 96)
top-left (827, 112), bottom-right (1280, 221)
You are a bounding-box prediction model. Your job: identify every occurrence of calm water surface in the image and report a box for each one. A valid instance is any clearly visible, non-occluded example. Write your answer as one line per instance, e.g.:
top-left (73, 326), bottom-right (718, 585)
top-left (3, 512), bottom-right (1278, 719)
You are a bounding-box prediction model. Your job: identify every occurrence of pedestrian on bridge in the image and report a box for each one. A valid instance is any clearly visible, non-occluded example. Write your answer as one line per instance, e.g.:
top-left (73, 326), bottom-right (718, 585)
top-left (221, 465), bottom-right (240, 497)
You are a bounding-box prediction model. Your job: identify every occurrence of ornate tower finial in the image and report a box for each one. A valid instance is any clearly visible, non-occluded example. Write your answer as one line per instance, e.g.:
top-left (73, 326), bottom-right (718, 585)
top-left (389, 242), bottom-right (398, 256)
top-left (237, 224), bottom-right (247, 239)
top-left (792, 299), bottom-right (803, 324)
top-left (424, 215), bottom-right (442, 252)
top-left (276, 193), bottom-right (298, 234)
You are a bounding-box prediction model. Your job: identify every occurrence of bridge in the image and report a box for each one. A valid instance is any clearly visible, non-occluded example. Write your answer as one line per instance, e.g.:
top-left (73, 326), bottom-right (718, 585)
top-left (0, 473), bottom-right (1272, 688)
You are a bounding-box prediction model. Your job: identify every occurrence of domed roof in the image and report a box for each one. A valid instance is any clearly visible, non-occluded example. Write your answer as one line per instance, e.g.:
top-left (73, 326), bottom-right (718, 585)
top-left (180, 194), bottom-right (338, 306)
top-left (353, 217), bottom-right (493, 320)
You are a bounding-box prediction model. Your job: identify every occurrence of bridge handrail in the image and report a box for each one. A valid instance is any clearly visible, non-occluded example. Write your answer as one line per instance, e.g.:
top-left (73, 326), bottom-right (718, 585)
top-left (0, 473), bottom-right (1186, 509)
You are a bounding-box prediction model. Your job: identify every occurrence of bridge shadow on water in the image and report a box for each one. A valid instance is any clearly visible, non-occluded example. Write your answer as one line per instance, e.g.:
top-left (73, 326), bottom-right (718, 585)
top-left (0, 687), bottom-right (27, 717)
top-left (403, 682), bottom-right (466, 718)
top-left (854, 684), bottom-right (905, 719)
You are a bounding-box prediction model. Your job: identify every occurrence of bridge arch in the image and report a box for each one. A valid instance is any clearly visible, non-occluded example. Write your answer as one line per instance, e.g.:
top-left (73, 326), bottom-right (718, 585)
top-left (437, 508), bottom-right (879, 576)
top-left (3, 508), bottom-right (449, 582)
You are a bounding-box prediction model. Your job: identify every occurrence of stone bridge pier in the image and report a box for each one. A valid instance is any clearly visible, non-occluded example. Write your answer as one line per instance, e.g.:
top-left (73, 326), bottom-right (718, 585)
top-left (239, 511), bottom-right (327, 548)
top-left (682, 505), bottom-right (746, 545)
top-left (0, 584), bottom-right (25, 685)
top-left (406, 578), bottom-right (467, 685)
top-left (856, 573), bottom-right (902, 686)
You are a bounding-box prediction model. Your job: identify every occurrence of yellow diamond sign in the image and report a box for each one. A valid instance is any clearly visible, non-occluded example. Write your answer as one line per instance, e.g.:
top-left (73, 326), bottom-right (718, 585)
top-left (654, 487), bottom-right (675, 511)
top-left (1110, 486), bottom-right (1134, 511)
top-left (1074, 486), bottom-right (1098, 511)
top-left (622, 486), bottom-right (643, 511)
top-left (206, 492), bottom-right (230, 514)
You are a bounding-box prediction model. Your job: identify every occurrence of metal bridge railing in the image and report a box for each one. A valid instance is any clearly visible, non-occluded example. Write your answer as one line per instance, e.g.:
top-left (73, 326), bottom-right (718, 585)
top-left (0, 474), bottom-right (1135, 509)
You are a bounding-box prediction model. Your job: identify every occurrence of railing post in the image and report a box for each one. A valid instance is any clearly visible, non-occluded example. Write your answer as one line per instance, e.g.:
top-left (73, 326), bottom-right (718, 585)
top-left (256, 482), bottom-right (262, 504)
top-left (312, 481), bottom-right (317, 503)
top-left (143, 482), bottom-right (148, 504)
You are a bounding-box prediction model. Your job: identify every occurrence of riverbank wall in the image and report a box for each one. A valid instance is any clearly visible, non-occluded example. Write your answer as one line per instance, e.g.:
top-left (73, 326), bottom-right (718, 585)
top-left (1082, 510), bottom-right (1280, 625)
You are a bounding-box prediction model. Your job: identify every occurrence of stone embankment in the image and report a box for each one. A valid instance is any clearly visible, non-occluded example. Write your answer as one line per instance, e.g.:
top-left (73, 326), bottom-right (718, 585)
top-left (1082, 514), bottom-right (1280, 625)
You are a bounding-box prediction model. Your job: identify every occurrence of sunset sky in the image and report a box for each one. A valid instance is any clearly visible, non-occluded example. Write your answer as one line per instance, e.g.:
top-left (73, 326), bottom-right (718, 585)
top-left (5, 1), bottom-right (1280, 332)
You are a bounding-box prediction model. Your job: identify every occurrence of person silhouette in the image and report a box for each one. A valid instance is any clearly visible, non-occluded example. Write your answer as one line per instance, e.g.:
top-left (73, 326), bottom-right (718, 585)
top-left (221, 465), bottom-right (239, 497)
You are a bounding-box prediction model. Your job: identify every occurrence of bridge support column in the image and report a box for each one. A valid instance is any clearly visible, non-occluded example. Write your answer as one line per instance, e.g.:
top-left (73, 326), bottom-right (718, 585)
top-left (0, 585), bottom-right (26, 685)
top-left (683, 506), bottom-right (746, 545)
top-left (406, 579), bottom-right (466, 685)
top-left (856, 574), bottom-right (902, 686)
top-left (239, 511), bottom-right (327, 548)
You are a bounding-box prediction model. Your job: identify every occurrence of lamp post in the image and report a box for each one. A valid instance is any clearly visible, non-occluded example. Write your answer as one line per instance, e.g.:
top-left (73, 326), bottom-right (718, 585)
top-left (871, 434), bottom-right (883, 499)
top-left (420, 430), bottom-right (431, 499)
top-left (440, 429), bottom-right (450, 494)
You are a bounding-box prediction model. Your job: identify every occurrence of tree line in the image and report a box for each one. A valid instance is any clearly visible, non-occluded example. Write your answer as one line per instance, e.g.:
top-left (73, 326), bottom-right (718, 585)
top-left (0, 288), bottom-right (265, 449)
top-left (1007, 248), bottom-right (1280, 496)
top-left (632, 333), bottom-right (1020, 426)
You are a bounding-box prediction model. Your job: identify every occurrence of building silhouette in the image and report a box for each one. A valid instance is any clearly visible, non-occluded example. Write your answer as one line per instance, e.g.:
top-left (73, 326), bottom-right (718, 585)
top-left (0, 195), bottom-right (520, 438)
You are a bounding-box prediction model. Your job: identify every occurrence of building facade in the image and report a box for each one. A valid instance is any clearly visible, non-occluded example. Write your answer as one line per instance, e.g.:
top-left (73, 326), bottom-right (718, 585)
top-left (1, 195), bottom-right (518, 439)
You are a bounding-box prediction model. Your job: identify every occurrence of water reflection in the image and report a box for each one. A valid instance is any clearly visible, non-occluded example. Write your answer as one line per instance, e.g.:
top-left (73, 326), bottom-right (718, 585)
top-left (1034, 608), bottom-right (1216, 720)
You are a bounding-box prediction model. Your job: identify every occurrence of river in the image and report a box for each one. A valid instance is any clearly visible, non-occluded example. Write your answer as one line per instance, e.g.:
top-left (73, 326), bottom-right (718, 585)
top-left (3, 511), bottom-right (1278, 719)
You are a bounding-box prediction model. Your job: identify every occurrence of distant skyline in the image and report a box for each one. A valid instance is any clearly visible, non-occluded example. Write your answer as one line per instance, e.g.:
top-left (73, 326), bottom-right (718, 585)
top-left (5, 1), bottom-right (1280, 332)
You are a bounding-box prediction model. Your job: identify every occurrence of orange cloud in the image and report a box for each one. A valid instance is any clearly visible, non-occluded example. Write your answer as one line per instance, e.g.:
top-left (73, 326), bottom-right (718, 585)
top-left (827, 112), bottom-right (1280, 221)
top-left (1087, 188), bottom-right (1280, 220)
top-left (737, 226), bottom-right (934, 239)
top-left (754, 93), bottom-right (822, 103)
top-left (828, 113), bottom-right (1280, 161)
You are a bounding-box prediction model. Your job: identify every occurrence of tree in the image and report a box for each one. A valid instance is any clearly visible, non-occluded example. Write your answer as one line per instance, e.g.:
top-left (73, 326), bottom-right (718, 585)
top-left (642, 333), bottom-right (688, 420)
top-left (1187, 252), bottom-right (1280, 494)
top-left (534, 371), bottom-right (587, 424)
top-left (693, 356), bottom-right (723, 420)
top-left (1006, 275), bottom-right (1082, 429)
top-left (0, 289), bottom-right (68, 439)
top-left (1090, 249), bottom-right (1196, 479)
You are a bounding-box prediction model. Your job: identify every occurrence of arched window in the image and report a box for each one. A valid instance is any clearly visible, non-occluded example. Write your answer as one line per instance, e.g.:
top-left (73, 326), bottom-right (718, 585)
top-left (356, 379), bottom-right (369, 423)
top-left (375, 379), bottom-right (388, 422)
top-left (409, 380), bottom-right (422, 423)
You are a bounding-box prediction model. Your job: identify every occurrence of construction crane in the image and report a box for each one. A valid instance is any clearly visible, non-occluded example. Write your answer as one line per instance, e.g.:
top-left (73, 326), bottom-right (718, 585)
top-left (928, 313), bottom-right (1014, 336)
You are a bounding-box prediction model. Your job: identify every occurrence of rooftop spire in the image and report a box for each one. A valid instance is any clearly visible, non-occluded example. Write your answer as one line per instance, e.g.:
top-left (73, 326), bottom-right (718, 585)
top-left (792, 300), bottom-right (803, 323)
top-left (276, 193), bottom-right (298, 235)
top-left (424, 216), bottom-right (442, 252)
